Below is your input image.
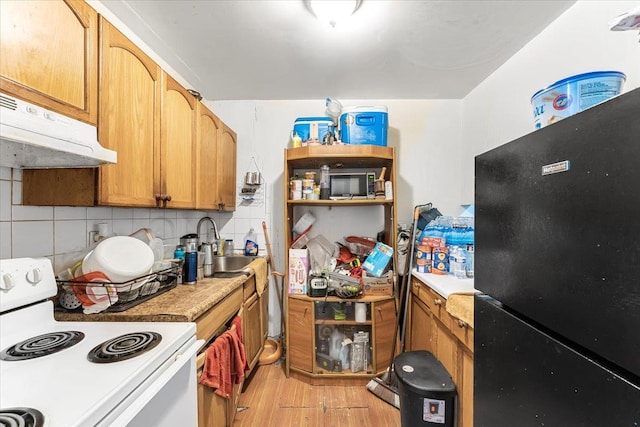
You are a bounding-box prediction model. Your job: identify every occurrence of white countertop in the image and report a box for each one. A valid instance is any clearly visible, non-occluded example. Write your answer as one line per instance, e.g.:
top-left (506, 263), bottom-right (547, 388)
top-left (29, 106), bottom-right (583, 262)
top-left (412, 269), bottom-right (478, 298)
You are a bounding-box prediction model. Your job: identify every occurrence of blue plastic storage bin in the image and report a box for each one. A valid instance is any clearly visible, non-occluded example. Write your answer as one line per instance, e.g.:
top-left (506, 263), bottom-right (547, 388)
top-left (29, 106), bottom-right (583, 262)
top-left (292, 117), bottom-right (334, 143)
top-left (340, 106), bottom-right (388, 146)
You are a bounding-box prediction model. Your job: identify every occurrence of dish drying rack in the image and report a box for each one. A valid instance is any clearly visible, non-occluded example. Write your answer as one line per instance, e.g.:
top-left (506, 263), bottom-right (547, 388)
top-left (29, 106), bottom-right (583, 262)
top-left (55, 261), bottom-right (181, 314)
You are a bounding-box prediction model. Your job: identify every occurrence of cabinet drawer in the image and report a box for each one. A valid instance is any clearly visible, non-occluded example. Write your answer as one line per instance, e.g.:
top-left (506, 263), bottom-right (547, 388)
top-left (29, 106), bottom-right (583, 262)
top-left (411, 277), bottom-right (432, 309)
top-left (450, 315), bottom-right (474, 352)
top-left (243, 275), bottom-right (256, 300)
top-left (411, 278), bottom-right (449, 327)
top-left (195, 287), bottom-right (242, 343)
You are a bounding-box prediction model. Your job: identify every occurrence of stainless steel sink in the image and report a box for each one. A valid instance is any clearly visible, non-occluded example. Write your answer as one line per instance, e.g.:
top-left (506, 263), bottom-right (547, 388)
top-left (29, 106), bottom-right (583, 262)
top-left (212, 255), bottom-right (255, 276)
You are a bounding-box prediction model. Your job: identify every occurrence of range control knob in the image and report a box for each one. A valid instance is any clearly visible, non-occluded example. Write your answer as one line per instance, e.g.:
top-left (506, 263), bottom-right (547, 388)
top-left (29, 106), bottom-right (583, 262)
top-left (1, 273), bottom-right (16, 290)
top-left (26, 268), bottom-right (42, 285)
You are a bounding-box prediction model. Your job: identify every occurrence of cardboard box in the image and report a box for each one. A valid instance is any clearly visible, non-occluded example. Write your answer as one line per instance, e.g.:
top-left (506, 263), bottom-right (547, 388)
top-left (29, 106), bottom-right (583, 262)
top-left (288, 248), bottom-right (309, 294)
top-left (362, 270), bottom-right (394, 296)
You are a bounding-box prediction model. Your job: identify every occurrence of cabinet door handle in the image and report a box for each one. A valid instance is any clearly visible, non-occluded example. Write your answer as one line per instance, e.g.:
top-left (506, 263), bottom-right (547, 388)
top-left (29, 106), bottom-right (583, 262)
top-left (457, 319), bottom-right (467, 328)
top-left (294, 307), bottom-right (308, 326)
top-left (160, 194), bottom-right (171, 208)
top-left (434, 298), bottom-right (442, 306)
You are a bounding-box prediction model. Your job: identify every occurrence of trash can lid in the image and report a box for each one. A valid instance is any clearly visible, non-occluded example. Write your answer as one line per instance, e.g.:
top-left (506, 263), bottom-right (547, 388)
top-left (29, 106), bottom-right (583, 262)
top-left (393, 351), bottom-right (456, 393)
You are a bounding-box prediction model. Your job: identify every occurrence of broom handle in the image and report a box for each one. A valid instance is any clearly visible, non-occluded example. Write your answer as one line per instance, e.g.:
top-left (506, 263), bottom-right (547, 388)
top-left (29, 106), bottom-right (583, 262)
top-left (384, 205), bottom-right (419, 383)
top-left (398, 206), bottom-right (421, 351)
top-left (262, 221), bottom-right (286, 352)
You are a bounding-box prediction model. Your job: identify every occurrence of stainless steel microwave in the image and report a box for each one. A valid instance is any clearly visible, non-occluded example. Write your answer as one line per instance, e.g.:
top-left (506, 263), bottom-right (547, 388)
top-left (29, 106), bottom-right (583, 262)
top-left (329, 172), bottom-right (376, 199)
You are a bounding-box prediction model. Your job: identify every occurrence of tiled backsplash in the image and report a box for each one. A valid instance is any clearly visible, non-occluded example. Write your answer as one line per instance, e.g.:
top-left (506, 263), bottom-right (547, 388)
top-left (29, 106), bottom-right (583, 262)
top-left (0, 167), bottom-right (269, 274)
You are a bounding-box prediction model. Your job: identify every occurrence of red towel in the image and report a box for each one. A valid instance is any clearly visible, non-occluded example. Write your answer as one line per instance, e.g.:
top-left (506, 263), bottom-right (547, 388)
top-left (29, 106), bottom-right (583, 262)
top-left (230, 315), bottom-right (249, 372)
top-left (228, 327), bottom-right (249, 380)
top-left (199, 327), bottom-right (248, 398)
top-left (231, 315), bottom-right (243, 343)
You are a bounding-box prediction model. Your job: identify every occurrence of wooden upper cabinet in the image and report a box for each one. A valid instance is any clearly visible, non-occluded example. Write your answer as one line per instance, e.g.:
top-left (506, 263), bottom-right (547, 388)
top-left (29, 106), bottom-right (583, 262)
top-left (217, 124), bottom-right (237, 211)
top-left (196, 103), bottom-right (237, 211)
top-left (196, 103), bottom-right (222, 210)
top-left (19, 9), bottom-right (238, 210)
top-left (161, 72), bottom-right (197, 209)
top-left (97, 17), bottom-right (161, 207)
top-left (0, 0), bottom-right (98, 124)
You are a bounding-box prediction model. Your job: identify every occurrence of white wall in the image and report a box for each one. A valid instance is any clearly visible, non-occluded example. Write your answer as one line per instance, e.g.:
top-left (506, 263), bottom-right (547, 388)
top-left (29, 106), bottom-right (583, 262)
top-left (459, 0), bottom-right (640, 203)
top-left (209, 99), bottom-right (464, 227)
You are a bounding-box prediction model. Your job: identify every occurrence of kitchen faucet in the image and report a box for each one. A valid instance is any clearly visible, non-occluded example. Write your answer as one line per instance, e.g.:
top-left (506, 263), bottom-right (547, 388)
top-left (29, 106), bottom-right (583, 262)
top-left (197, 216), bottom-right (220, 244)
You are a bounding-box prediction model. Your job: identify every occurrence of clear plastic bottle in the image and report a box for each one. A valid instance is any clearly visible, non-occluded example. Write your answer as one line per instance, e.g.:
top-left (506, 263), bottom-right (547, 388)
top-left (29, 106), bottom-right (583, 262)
top-left (450, 247), bottom-right (467, 279)
top-left (320, 165), bottom-right (330, 200)
top-left (244, 228), bottom-right (259, 256)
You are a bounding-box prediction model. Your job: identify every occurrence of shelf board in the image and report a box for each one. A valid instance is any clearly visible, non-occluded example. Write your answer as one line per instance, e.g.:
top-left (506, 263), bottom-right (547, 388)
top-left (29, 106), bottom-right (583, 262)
top-left (315, 319), bottom-right (372, 326)
top-left (286, 145), bottom-right (393, 169)
top-left (314, 366), bottom-right (375, 376)
top-left (289, 294), bottom-right (394, 303)
top-left (287, 198), bottom-right (393, 206)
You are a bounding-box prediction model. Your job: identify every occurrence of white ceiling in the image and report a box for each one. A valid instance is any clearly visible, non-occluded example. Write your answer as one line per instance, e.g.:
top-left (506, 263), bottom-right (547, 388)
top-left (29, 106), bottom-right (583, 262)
top-left (99, 0), bottom-right (576, 101)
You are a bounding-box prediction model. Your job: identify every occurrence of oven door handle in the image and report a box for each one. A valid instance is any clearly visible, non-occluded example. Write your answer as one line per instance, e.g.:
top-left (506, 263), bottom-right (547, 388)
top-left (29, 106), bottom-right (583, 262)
top-left (109, 338), bottom-right (204, 426)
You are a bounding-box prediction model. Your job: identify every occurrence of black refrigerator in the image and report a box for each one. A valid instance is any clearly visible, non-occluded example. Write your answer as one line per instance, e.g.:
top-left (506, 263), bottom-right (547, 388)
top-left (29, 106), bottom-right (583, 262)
top-left (474, 87), bottom-right (640, 426)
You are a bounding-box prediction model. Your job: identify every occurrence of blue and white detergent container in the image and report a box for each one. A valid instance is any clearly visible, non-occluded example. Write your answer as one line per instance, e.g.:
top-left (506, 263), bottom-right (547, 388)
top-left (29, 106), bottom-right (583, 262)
top-left (244, 228), bottom-right (259, 256)
top-left (531, 71), bottom-right (626, 129)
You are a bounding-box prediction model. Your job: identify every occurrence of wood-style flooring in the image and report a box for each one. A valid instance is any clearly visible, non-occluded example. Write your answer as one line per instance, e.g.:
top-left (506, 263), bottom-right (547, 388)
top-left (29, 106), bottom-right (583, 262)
top-left (232, 362), bottom-right (401, 427)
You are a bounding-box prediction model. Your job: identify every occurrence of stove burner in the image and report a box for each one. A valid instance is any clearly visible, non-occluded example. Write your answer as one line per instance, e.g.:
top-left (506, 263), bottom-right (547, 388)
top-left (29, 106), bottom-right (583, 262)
top-left (87, 331), bottom-right (162, 363)
top-left (0, 407), bottom-right (44, 427)
top-left (0, 331), bottom-right (84, 361)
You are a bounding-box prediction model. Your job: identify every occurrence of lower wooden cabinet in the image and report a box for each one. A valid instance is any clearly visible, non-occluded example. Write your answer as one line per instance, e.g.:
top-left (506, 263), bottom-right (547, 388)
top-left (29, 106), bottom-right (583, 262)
top-left (286, 295), bottom-right (396, 384)
top-left (287, 297), bottom-right (314, 373)
top-left (196, 274), bottom-right (266, 427)
top-left (243, 292), bottom-right (262, 370)
top-left (406, 276), bottom-right (474, 427)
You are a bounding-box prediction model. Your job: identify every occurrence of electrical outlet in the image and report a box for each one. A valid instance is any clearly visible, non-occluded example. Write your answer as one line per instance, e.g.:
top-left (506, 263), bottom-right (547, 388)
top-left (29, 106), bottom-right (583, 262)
top-left (89, 231), bottom-right (100, 245)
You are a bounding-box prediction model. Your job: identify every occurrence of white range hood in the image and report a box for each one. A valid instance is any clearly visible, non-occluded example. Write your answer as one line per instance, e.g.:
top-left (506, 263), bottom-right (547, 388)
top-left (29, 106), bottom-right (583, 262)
top-left (0, 94), bottom-right (116, 169)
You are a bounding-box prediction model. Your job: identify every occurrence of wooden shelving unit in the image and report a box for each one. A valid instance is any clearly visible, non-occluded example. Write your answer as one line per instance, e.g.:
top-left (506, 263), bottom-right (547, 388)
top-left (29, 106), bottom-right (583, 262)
top-left (283, 145), bottom-right (398, 384)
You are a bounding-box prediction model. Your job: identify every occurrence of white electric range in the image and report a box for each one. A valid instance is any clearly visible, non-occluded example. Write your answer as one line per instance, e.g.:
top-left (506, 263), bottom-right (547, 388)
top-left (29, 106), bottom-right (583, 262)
top-left (0, 257), bottom-right (203, 427)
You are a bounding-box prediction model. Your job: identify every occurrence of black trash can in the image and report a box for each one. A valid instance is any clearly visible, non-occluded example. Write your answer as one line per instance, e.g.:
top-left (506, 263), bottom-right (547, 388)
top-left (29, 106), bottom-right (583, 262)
top-left (393, 350), bottom-right (457, 426)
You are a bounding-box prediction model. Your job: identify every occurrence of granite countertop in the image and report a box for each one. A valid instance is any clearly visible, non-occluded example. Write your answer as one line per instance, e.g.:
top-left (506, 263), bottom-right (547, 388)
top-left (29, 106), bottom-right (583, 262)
top-left (54, 275), bottom-right (248, 323)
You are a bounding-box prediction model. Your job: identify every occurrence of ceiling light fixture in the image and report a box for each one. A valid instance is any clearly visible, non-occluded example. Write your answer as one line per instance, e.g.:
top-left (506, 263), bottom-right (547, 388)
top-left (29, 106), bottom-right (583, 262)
top-left (306, 0), bottom-right (362, 28)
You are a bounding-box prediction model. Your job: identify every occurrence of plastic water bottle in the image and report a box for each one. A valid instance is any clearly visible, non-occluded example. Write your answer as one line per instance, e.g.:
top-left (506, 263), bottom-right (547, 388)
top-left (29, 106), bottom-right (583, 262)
top-left (244, 228), bottom-right (259, 256)
top-left (450, 247), bottom-right (467, 279)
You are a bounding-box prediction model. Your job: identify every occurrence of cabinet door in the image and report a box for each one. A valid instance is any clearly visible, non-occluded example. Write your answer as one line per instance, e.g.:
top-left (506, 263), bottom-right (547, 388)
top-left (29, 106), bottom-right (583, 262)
top-left (97, 17), bottom-right (161, 207)
top-left (373, 298), bottom-right (396, 372)
top-left (287, 298), bottom-right (313, 373)
top-left (217, 124), bottom-right (237, 211)
top-left (406, 295), bottom-right (435, 353)
top-left (161, 72), bottom-right (197, 209)
top-left (0, 0), bottom-right (97, 124)
top-left (260, 287), bottom-right (269, 342)
top-left (434, 315), bottom-right (458, 383)
top-left (196, 103), bottom-right (222, 210)
top-left (459, 348), bottom-right (474, 427)
top-left (243, 293), bottom-right (262, 370)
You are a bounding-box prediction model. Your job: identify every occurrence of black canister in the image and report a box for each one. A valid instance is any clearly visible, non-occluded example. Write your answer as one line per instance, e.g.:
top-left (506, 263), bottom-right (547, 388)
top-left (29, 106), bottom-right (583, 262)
top-left (180, 233), bottom-right (198, 284)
